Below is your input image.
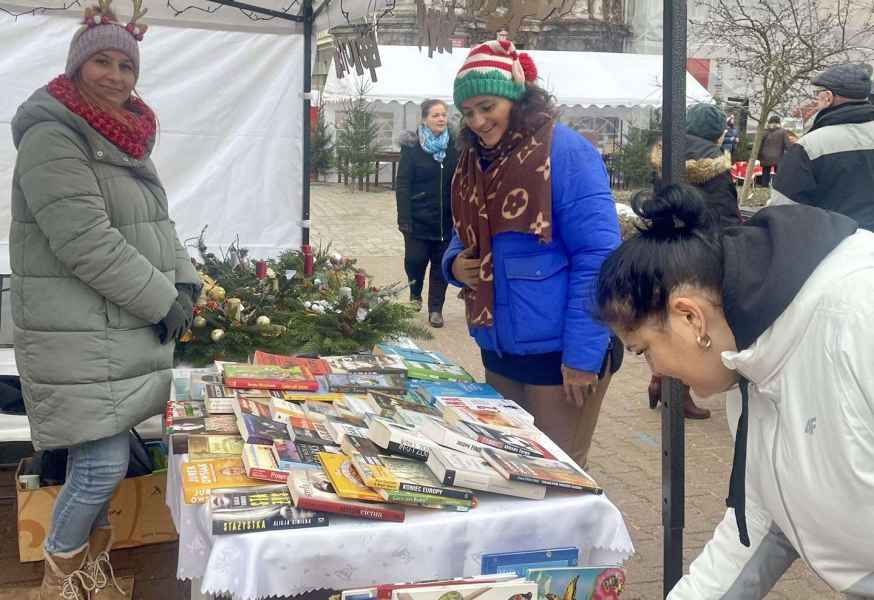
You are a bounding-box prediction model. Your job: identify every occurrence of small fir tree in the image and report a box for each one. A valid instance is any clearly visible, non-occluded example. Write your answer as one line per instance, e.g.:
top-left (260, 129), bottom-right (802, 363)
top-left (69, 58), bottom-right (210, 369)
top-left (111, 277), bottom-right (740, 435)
top-left (310, 109), bottom-right (334, 181)
top-left (335, 81), bottom-right (381, 191)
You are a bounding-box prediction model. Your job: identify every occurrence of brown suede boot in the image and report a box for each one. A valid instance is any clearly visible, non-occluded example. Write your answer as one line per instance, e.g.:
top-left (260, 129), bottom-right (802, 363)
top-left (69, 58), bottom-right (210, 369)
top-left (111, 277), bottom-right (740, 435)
top-left (40, 543), bottom-right (95, 600)
top-left (86, 528), bottom-right (134, 599)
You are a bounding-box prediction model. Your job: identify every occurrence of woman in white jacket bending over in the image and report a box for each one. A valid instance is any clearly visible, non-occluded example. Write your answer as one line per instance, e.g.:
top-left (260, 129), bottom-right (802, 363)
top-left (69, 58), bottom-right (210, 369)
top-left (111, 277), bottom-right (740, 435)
top-left (596, 183), bottom-right (874, 599)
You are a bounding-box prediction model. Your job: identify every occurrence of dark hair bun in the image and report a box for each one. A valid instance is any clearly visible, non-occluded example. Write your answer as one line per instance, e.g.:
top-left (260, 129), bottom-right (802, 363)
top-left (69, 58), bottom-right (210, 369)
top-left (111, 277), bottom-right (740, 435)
top-left (631, 184), bottom-right (710, 238)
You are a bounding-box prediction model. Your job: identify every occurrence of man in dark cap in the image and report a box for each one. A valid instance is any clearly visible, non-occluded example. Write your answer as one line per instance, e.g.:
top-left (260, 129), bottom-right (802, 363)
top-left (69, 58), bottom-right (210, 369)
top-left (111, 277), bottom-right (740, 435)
top-left (771, 62), bottom-right (874, 230)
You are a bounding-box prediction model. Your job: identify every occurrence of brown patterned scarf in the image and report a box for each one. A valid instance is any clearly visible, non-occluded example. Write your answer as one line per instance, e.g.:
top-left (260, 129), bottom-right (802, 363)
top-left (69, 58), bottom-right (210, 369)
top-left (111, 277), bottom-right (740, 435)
top-left (451, 116), bottom-right (555, 327)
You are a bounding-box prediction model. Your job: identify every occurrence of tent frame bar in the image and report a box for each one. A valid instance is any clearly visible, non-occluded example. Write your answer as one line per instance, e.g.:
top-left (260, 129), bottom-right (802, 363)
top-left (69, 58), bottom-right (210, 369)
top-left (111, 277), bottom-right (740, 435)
top-left (205, 0), bottom-right (305, 21)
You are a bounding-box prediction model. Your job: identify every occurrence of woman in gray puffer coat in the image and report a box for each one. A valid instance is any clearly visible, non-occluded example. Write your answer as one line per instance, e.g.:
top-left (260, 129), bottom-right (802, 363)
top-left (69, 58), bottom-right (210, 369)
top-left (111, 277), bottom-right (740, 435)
top-left (9, 4), bottom-right (199, 598)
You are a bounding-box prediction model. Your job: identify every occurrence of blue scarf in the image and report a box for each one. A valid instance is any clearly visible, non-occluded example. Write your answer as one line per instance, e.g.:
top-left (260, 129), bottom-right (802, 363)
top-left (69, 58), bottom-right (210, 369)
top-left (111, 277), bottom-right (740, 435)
top-left (419, 126), bottom-right (449, 162)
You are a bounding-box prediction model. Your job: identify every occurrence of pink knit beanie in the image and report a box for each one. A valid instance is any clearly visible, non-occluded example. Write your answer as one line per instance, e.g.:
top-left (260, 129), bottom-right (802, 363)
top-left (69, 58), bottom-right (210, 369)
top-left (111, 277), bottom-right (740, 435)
top-left (65, 2), bottom-right (148, 81)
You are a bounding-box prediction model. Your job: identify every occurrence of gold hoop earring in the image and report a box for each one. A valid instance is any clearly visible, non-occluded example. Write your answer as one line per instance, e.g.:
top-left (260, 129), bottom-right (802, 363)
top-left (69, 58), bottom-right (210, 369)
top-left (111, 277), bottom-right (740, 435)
top-left (697, 334), bottom-right (712, 349)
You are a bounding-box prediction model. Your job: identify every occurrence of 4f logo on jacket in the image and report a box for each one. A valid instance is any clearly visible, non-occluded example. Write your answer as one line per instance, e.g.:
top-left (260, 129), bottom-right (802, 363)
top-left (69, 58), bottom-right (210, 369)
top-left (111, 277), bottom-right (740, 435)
top-left (804, 417), bottom-right (817, 435)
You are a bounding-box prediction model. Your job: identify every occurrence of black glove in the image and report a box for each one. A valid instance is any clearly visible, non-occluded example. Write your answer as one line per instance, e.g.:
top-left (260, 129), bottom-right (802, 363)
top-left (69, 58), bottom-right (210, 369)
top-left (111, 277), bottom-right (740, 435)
top-left (157, 301), bottom-right (188, 344)
top-left (174, 283), bottom-right (198, 331)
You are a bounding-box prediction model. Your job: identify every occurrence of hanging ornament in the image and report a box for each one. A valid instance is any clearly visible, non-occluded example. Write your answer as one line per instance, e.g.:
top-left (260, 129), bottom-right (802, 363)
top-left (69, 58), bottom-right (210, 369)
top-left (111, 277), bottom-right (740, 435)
top-left (179, 330), bottom-right (193, 343)
top-left (256, 315), bottom-right (271, 330)
top-left (193, 315), bottom-right (207, 328)
top-left (210, 328), bottom-right (225, 342)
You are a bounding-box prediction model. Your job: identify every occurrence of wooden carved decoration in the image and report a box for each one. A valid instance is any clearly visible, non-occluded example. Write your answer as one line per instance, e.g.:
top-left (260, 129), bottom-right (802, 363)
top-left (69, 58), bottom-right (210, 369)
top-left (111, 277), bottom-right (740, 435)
top-left (416, 0), bottom-right (458, 58)
top-left (333, 28), bottom-right (382, 82)
top-left (467, 0), bottom-right (578, 38)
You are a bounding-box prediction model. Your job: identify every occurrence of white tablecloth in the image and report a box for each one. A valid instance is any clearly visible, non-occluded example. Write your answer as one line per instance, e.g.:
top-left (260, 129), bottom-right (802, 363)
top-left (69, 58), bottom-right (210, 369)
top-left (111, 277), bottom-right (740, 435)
top-left (167, 450), bottom-right (635, 600)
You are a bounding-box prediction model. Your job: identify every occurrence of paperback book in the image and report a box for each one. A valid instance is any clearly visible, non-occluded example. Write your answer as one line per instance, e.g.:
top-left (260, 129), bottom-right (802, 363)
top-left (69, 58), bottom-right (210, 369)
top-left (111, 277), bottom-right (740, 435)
top-left (233, 395), bottom-right (273, 419)
top-left (287, 416), bottom-right (335, 446)
top-left (411, 381), bottom-right (503, 404)
top-left (342, 436), bottom-right (474, 502)
top-left (180, 458), bottom-right (261, 504)
top-left (426, 445), bottom-right (546, 500)
top-left (326, 419), bottom-right (370, 445)
top-left (480, 547), bottom-right (579, 576)
top-left (391, 579), bottom-right (536, 600)
top-left (420, 419), bottom-right (488, 456)
top-left (237, 413), bottom-right (292, 445)
top-left (327, 373), bottom-right (406, 395)
top-left (272, 440), bottom-right (328, 470)
top-left (526, 566), bottom-right (625, 600)
top-left (325, 354), bottom-right (407, 375)
top-left (281, 392), bottom-right (348, 403)
top-left (223, 363), bottom-right (319, 391)
top-left (367, 417), bottom-right (435, 461)
top-left (318, 451), bottom-right (385, 502)
top-left (433, 395), bottom-right (534, 424)
top-left (458, 421), bottom-right (555, 459)
top-left (375, 574), bottom-right (520, 600)
top-left (287, 467), bottom-right (405, 522)
top-left (209, 484), bottom-right (329, 535)
top-left (242, 443), bottom-right (290, 483)
top-left (481, 449), bottom-right (602, 493)
top-left (373, 345), bottom-right (454, 365)
top-left (269, 397), bottom-right (308, 424)
top-left (402, 360), bottom-right (474, 383)
top-left (187, 434), bottom-right (245, 461)
top-left (166, 401), bottom-right (205, 420)
top-left (442, 400), bottom-right (534, 433)
top-left (252, 351), bottom-right (332, 376)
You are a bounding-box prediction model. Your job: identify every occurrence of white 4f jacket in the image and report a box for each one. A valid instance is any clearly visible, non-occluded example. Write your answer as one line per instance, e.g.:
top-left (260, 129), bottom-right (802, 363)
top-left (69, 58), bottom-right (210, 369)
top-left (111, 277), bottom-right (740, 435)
top-left (669, 230), bottom-right (874, 599)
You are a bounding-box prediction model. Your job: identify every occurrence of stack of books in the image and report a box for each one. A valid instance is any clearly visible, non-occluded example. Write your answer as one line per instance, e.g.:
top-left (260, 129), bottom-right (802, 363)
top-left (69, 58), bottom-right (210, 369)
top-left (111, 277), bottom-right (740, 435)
top-left (167, 340), bottom-right (602, 537)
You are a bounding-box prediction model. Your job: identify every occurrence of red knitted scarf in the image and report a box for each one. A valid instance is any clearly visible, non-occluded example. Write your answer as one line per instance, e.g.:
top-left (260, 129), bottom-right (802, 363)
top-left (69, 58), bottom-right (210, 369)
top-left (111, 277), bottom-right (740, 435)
top-left (47, 75), bottom-right (156, 160)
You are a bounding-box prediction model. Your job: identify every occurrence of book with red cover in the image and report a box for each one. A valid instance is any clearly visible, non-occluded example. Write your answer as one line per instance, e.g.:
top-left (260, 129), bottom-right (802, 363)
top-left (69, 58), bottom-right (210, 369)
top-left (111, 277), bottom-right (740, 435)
top-left (287, 467), bottom-right (405, 522)
top-left (253, 351), bottom-right (332, 377)
top-left (223, 363), bottom-right (319, 392)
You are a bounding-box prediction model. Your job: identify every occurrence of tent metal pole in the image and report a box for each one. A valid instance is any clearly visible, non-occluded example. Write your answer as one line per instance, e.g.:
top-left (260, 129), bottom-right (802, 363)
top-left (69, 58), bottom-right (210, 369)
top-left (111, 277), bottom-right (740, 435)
top-left (661, 0), bottom-right (687, 596)
top-left (302, 0), bottom-right (313, 246)
top-left (205, 0), bottom-right (305, 21)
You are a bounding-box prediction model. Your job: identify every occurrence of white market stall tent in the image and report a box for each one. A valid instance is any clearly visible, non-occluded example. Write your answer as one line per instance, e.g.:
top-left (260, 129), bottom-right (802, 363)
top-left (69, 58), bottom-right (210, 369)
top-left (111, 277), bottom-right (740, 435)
top-left (322, 45), bottom-right (713, 153)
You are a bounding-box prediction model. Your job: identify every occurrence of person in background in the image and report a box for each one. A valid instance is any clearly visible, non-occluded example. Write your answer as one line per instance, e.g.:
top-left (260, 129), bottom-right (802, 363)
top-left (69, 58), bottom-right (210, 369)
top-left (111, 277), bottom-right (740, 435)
top-left (9, 2), bottom-right (199, 597)
top-left (647, 102), bottom-right (741, 419)
top-left (443, 39), bottom-right (621, 469)
top-left (757, 115), bottom-right (791, 187)
top-left (770, 63), bottom-right (874, 231)
top-left (395, 99), bottom-right (458, 328)
top-left (597, 183), bottom-right (874, 599)
top-left (721, 114), bottom-right (739, 160)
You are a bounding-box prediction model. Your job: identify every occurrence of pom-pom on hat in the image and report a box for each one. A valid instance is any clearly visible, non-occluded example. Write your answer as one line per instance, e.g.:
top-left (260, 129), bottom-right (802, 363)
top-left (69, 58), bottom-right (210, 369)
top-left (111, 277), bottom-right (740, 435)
top-left (453, 39), bottom-right (538, 108)
top-left (65, 0), bottom-right (149, 81)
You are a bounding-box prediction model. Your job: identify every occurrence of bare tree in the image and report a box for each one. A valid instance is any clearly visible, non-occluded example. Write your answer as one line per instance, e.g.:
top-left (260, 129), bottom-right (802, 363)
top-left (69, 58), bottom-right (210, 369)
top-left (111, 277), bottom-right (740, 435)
top-left (692, 0), bottom-right (874, 201)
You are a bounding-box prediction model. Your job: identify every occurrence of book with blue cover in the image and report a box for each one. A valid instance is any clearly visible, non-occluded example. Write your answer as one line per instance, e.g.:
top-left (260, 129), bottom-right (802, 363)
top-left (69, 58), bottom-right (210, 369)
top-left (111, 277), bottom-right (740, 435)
top-left (374, 344), bottom-right (455, 365)
top-left (481, 547), bottom-right (579, 577)
top-left (526, 566), bottom-right (626, 600)
top-left (410, 381), bottom-right (503, 404)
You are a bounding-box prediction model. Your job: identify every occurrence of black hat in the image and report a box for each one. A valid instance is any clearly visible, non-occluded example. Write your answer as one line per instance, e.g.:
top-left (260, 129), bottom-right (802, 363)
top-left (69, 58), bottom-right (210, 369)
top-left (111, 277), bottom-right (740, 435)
top-left (812, 63), bottom-right (872, 100)
top-left (767, 115), bottom-right (781, 124)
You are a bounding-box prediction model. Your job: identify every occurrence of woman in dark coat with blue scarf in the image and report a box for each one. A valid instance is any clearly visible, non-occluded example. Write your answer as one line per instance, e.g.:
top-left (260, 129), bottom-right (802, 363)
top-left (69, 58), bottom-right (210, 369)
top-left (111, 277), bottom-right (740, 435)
top-left (395, 99), bottom-right (458, 328)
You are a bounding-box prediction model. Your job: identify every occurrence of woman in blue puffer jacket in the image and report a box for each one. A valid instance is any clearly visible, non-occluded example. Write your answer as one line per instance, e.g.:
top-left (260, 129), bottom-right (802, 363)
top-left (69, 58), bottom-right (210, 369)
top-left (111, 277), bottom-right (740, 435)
top-left (443, 39), bottom-right (621, 468)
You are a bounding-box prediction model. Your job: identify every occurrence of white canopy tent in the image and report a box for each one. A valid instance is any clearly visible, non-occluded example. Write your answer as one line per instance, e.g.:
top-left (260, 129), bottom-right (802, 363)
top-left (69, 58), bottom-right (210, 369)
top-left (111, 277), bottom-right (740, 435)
top-left (0, 0), bottom-right (392, 272)
top-left (322, 45), bottom-right (713, 154)
top-left (323, 45), bottom-right (712, 108)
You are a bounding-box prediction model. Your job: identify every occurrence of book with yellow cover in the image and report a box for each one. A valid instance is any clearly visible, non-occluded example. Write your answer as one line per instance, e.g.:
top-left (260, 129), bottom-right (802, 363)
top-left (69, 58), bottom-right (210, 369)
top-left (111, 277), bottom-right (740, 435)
top-left (318, 451), bottom-right (383, 502)
top-left (187, 434), bottom-right (245, 460)
top-left (180, 457), bottom-right (261, 504)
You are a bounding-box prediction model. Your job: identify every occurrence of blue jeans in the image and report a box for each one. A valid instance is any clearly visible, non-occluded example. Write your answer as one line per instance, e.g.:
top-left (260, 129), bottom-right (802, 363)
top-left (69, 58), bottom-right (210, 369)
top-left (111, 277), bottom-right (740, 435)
top-left (44, 431), bottom-right (130, 554)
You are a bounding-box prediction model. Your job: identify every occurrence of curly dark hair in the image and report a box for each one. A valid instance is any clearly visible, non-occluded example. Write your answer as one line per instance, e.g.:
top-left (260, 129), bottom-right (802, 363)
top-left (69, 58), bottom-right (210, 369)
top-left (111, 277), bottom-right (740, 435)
top-left (456, 83), bottom-right (558, 152)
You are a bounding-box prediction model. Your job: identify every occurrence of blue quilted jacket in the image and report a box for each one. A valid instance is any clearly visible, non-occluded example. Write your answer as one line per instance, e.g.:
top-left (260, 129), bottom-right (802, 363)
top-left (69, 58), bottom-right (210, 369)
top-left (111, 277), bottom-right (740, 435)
top-left (442, 123), bottom-right (620, 373)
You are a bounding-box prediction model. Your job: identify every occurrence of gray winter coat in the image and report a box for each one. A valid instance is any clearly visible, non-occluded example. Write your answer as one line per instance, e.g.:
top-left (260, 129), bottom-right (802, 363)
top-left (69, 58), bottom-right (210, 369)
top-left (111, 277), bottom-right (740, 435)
top-left (9, 87), bottom-right (199, 450)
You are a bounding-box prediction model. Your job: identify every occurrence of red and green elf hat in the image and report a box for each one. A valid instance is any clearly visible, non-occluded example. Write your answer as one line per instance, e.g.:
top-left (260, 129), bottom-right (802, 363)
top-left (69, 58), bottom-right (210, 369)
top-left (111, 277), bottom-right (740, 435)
top-left (453, 39), bottom-right (539, 107)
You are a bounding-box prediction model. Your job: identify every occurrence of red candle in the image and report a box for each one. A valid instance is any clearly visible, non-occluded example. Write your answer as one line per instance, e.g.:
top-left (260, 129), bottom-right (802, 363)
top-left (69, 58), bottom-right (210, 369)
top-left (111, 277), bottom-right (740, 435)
top-left (302, 245), bottom-right (314, 276)
top-left (355, 271), bottom-right (366, 289)
top-left (255, 260), bottom-right (267, 279)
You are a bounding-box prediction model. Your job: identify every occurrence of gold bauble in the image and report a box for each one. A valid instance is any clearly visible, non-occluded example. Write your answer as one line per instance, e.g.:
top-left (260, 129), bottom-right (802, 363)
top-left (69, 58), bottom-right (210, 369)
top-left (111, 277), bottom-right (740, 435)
top-left (210, 328), bottom-right (225, 342)
top-left (193, 316), bottom-right (207, 328)
top-left (208, 286), bottom-right (226, 302)
top-left (256, 315), bottom-right (271, 330)
top-left (179, 330), bottom-right (193, 343)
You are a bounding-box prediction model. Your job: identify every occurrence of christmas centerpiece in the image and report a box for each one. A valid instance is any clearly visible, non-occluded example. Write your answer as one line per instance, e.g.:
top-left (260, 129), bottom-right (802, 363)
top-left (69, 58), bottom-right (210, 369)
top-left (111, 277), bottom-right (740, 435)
top-left (175, 232), bottom-right (430, 366)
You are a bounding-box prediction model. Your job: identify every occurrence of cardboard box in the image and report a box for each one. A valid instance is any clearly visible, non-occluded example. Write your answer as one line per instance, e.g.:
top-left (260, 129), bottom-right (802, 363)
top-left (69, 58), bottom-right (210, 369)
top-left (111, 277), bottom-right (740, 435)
top-left (15, 458), bottom-right (178, 562)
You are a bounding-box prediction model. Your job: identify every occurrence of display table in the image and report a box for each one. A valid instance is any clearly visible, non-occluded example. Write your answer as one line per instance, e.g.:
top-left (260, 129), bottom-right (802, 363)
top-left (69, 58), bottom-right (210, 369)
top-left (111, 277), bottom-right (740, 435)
top-left (168, 448), bottom-right (635, 600)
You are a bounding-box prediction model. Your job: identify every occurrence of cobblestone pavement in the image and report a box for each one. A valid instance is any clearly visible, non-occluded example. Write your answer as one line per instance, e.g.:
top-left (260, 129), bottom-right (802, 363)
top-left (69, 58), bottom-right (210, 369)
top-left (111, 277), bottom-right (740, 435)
top-left (311, 183), bottom-right (839, 600)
